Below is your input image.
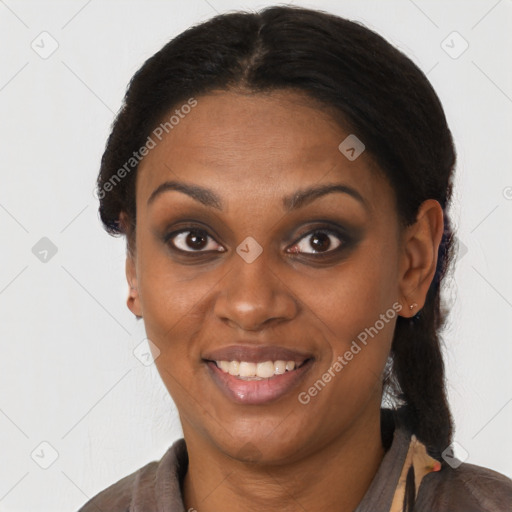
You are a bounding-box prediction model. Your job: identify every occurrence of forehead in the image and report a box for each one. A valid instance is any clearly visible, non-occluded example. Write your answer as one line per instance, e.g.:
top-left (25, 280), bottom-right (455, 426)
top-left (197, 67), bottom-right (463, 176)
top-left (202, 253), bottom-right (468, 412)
top-left (136, 90), bottom-right (393, 214)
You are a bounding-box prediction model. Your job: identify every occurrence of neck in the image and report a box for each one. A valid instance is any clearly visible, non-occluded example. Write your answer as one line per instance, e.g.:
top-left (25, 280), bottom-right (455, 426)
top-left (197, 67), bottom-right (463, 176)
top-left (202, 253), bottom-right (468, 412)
top-left (182, 408), bottom-right (387, 512)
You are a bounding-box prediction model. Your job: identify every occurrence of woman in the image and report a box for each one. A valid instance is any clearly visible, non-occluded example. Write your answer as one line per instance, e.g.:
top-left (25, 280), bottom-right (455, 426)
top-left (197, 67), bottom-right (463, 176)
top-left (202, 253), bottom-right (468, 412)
top-left (79, 5), bottom-right (512, 511)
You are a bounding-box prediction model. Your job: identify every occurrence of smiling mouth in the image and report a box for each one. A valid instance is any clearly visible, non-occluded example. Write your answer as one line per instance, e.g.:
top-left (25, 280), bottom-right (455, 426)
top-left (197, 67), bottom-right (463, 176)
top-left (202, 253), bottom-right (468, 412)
top-left (206, 358), bottom-right (312, 380)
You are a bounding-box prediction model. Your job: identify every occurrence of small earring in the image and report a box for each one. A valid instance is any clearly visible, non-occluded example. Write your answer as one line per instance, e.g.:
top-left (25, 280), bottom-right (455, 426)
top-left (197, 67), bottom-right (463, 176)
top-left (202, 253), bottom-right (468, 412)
top-left (409, 302), bottom-right (418, 310)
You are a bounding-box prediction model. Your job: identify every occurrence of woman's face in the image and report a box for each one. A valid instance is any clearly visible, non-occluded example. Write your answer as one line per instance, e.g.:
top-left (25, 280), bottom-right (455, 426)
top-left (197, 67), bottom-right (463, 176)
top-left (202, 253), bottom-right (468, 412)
top-left (127, 90), bottom-right (413, 463)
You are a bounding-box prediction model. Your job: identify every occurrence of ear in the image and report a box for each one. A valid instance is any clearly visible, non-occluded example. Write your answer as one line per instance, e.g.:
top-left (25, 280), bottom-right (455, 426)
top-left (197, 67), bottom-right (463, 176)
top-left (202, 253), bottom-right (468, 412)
top-left (397, 199), bottom-right (444, 318)
top-left (126, 253), bottom-right (143, 319)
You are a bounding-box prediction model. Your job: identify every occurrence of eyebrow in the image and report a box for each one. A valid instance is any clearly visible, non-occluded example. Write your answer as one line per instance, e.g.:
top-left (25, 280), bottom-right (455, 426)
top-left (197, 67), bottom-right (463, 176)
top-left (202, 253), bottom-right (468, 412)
top-left (283, 183), bottom-right (367, 211)
top-left (147, 180), bottom-right (222, 209)
top-left (147, 180), bottom-right (367, 211)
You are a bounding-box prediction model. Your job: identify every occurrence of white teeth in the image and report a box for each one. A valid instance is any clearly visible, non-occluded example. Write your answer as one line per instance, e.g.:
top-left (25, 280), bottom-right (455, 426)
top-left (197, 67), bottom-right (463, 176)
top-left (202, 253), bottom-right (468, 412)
top-left (274, 360), bottom-right (287, 375)
top-left (256, 361), bottom-right (275, 378)
top-left (218, 361), bottom-right (230, 373)
top-left (228, 361), bottom-right (239, 375)
top-left (239, 362), bottom-right (257, 377)
top-left (215, 359), bottom-right (302, 378)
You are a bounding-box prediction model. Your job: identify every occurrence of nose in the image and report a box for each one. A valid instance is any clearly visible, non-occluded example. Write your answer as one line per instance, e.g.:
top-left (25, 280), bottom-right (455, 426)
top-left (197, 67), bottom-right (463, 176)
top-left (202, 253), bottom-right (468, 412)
top-left (213, 248), bottom-right (299, 331)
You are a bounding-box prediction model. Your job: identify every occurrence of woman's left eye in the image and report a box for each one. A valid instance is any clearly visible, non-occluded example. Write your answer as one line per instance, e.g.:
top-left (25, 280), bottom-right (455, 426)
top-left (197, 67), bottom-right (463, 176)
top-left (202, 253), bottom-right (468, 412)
top-left (166, 228), bottom-right (225, 253)
top-left (287, 229), bottom-right (345, 255)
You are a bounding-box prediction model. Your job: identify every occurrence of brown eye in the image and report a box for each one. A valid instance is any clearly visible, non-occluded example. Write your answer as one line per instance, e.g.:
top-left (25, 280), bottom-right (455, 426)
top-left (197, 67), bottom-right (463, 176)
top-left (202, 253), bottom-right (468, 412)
top-left (289, 229), bottom-right (343, 255)
top-left (167, 228), bottom-right (225, 253)
top-left (185, 230), bottom-right (208, 250)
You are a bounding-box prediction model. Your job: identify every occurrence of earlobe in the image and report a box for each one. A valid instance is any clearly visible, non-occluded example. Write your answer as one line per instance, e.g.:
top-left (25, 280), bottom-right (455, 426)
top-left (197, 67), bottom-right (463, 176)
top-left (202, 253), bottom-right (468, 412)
top-left (397, 199), bottom-right (444, 318)
top-left (126, 256), bottom-right (143, 319)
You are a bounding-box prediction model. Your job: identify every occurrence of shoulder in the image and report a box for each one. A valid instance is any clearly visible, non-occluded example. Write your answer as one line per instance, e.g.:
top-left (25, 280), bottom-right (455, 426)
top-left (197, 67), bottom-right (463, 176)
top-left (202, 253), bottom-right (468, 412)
top-left (415, 460), bottom-right (512, 511)
top-left (77, 459), bottom-right (159, 512)
top-left (76, 438), bottom-right (187, 511)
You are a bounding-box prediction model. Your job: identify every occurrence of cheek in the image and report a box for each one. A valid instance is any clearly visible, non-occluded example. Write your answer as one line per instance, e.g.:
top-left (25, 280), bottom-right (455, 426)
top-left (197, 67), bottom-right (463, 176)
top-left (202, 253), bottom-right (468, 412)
top-left (301, 237), bottom-right (399, 337)
top-left (140, 267), bottom-right (211, 405)
top-left (293, 268), bottom-right (398, 424)
top-left (135, 238), bottom-right (214, 357)
top-left (296, 237), bottom-right (399, 393)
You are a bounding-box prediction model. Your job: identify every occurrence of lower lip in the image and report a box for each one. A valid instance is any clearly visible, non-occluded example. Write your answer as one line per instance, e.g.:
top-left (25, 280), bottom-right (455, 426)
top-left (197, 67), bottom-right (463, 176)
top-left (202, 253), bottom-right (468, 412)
top-left (205, 359), bottom-right (314, 405)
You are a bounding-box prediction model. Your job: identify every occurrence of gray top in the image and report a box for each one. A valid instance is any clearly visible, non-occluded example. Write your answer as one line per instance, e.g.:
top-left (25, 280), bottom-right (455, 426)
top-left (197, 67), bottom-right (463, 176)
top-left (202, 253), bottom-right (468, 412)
top-left (78, 412), bottom-right (512, 511)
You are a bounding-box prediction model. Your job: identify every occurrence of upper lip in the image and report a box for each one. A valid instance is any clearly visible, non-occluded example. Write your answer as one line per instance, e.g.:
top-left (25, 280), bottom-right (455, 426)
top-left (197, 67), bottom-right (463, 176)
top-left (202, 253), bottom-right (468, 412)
top-left (203, 344), bottom-right (314, 364)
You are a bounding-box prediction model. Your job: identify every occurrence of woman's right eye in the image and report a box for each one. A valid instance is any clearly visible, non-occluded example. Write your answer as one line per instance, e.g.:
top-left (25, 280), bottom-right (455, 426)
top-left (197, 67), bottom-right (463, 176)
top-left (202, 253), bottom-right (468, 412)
top-left (165, 228), bottom-right (226, 254)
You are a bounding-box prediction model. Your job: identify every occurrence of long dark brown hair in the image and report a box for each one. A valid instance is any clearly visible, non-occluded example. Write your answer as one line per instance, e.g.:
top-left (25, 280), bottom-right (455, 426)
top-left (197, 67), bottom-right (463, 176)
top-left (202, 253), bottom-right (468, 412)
top-left (96, 5), bottom-right (456, 460)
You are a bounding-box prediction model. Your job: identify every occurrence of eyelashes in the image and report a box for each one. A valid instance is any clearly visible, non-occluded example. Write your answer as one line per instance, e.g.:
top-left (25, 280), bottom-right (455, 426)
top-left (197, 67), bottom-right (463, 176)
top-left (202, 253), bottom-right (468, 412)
top-left (163, 224), bottom-right (353, 260)
top-left (288, 228), bottom-right (344, 256)
top-left (166, 228), bottom-right (226, 254)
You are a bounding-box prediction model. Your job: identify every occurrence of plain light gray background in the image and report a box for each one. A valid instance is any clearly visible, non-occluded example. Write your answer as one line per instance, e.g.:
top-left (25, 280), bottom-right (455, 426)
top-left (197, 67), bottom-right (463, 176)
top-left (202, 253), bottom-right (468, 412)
top-left (1, 0), bottom-right (511, 510)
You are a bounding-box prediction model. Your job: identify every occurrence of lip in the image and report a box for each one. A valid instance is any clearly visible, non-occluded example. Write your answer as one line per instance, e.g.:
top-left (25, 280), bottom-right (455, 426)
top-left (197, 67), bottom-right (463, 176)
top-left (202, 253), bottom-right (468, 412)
top-left (202, 344), bottom-right (313, 365)
top-left (203, 344), bottom-right (315, 405)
